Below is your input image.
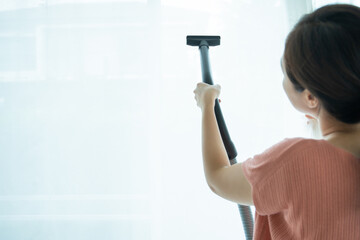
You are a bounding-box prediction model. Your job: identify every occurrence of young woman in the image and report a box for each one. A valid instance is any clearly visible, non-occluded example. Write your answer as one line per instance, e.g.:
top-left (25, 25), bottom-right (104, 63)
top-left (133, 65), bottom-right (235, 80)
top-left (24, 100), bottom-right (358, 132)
top-left (193, 4), bottom-right (360, 239)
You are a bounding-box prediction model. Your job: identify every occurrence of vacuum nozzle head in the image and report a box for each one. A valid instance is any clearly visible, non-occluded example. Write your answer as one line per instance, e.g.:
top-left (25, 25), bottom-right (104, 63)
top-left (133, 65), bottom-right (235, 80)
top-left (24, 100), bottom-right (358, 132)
top-left (186, 35), bottom-right (220, 47)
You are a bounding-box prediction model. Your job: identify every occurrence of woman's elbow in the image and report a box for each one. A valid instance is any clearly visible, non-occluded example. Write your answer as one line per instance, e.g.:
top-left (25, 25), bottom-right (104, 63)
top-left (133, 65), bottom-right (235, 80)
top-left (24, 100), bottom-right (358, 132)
top-left (206, 179), bottom-right (220, 195)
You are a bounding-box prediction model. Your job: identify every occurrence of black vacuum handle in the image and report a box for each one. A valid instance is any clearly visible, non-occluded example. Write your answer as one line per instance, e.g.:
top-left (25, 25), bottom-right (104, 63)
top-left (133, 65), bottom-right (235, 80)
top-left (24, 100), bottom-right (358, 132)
top-left (199, 45), bottom-right (238, 160)
top-left (189, 37), bottom-right (254, 240)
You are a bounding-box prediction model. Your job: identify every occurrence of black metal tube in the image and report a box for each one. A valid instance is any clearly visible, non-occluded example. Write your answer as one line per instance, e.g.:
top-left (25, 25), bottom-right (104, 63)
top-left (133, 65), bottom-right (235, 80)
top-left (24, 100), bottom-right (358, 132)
top-left (199, 44), bottom-right (214, 85)
top-left (198, 44), bottom-right (254, 240)
top-left (199, 45), bottom-right (237, 160)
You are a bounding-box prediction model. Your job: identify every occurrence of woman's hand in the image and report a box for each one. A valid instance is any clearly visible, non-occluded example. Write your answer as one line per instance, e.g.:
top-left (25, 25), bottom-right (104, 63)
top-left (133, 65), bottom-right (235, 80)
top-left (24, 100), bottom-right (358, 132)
top-left (193, 82), bottom-right (221, 110)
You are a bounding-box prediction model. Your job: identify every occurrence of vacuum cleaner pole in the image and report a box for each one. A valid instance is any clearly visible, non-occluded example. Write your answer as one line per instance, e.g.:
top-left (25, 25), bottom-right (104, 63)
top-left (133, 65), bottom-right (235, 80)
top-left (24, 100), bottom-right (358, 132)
top-left (187, 35), bottom-right (254, 240)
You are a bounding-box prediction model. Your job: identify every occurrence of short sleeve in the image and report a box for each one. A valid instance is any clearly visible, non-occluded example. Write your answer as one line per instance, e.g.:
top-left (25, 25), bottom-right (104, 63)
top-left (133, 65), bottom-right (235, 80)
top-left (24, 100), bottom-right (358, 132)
top-left (241, 138), bottom-right (304, 215)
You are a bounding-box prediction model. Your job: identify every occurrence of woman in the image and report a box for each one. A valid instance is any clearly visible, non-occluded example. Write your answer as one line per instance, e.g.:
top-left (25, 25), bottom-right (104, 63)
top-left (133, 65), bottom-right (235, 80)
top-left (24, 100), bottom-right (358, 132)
top-left (193, 4), bottom-right (360, 239)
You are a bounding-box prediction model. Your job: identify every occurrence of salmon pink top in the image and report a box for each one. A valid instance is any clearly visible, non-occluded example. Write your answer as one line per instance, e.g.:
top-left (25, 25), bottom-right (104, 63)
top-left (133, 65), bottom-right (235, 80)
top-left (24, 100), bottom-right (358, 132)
top-left (241, 137), bottom-right (360, 239)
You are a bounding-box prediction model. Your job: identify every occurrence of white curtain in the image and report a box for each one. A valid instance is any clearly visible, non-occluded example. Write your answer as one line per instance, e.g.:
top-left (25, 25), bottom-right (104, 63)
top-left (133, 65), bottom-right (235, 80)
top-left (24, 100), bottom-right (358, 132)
top-left (2, 0), bottom-right (355, 239)
top-left (313, 0), bottom-right (360, 9)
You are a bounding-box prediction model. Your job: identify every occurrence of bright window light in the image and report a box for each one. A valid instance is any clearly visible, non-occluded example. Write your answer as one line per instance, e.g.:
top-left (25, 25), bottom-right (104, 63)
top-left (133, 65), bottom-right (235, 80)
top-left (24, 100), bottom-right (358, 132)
top-left (1, 0), bottom-right (351, 239)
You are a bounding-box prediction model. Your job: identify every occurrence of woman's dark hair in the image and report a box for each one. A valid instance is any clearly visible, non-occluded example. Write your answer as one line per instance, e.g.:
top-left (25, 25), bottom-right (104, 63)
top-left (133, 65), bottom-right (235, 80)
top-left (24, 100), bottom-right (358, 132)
top-left (284, 4), bottom-right (360, 124)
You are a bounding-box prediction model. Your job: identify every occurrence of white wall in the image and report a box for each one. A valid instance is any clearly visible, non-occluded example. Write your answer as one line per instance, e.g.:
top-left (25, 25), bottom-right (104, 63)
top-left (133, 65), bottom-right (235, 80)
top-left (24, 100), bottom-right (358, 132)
top-left (0, 0), bottom-right (347, 239)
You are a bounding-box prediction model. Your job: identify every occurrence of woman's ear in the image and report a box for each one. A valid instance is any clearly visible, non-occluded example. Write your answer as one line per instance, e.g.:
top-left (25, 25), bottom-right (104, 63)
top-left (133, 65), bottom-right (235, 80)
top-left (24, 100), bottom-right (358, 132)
top-left (302, 89), bottom-right (319, 109)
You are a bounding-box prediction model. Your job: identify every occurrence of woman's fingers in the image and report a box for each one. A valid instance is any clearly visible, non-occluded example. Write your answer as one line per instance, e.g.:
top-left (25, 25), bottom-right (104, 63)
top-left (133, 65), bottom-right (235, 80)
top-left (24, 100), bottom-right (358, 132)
top-left (193, 82), bottom-right (221, 109)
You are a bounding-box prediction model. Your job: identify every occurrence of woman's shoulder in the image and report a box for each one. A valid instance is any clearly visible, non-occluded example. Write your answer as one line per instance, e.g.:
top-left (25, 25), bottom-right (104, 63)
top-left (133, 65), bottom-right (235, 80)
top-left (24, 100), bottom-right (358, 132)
top-left (280, 137), bottom-right (327, 149)
top-left (258, 137), bottom-right (321, 158)
top-left (271, 137), bottom-right (358, 159)
top-left (248, 137), bottom-right (357, 171)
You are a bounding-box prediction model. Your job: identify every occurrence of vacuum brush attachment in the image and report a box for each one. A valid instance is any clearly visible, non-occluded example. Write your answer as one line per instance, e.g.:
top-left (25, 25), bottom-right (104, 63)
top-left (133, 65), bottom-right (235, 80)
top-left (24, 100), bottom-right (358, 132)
top-left (186, 35), bottom-right (220, 47)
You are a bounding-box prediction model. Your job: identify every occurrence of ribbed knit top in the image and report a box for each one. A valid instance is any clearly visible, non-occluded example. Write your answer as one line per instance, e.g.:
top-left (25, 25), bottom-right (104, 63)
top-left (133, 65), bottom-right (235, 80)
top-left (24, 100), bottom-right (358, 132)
top-left (241, 137), bottom-right (360, 239)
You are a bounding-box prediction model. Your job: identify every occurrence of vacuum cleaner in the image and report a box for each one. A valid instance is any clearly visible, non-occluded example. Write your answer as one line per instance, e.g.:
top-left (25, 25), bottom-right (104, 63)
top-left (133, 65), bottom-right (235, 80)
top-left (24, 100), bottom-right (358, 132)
top-left (187, 35), bottom-right (254, 240)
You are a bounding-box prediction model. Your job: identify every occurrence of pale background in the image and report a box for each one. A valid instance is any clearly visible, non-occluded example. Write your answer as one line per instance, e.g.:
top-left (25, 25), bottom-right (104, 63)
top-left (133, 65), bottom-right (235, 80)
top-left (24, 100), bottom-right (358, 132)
top-left (0, 0), bottom-right (358, 239)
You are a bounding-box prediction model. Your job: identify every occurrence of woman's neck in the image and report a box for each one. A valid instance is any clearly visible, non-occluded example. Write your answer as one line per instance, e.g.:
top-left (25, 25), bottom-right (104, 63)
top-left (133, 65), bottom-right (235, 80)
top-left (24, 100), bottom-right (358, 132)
top-left (318, 110), bottom-right (360, 158)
